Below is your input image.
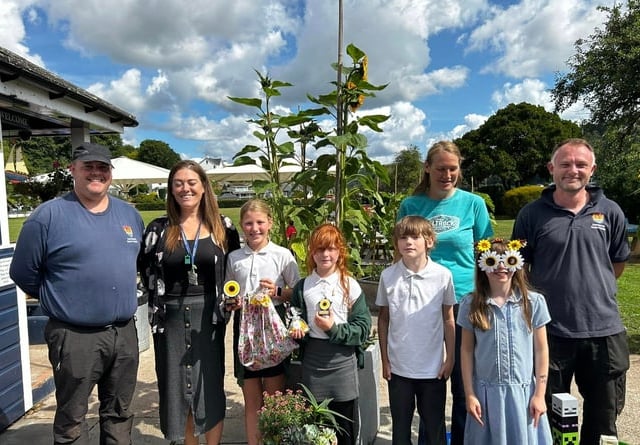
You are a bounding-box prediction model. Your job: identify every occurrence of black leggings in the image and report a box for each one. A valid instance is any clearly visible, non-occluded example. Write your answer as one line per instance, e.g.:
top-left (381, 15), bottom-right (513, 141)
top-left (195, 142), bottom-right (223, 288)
top-left (329, 399), bottom-right (359, 445)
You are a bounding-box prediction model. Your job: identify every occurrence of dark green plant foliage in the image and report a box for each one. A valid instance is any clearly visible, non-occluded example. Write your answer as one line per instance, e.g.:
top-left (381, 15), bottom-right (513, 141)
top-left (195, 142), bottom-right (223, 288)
top-left (228, 44), bottom-right (391, 276)
top-left (502, 185), bottom-right (544, 218)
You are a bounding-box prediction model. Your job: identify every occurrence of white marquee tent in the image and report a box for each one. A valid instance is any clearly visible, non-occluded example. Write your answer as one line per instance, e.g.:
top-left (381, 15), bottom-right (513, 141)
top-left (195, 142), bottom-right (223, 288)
top-left (206, 163), bottom-right (270, 183)
top-left (27, 156), bottom-right (171, 193)
top-left (109, 156), bottom-right (170, 193)
top-left (206, 163), bottom-right (304, 183)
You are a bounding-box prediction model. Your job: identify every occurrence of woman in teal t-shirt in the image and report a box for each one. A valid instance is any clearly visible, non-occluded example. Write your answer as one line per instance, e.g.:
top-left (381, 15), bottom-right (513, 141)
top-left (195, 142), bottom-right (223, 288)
top-left (398, 140), bottom-right (493, 445)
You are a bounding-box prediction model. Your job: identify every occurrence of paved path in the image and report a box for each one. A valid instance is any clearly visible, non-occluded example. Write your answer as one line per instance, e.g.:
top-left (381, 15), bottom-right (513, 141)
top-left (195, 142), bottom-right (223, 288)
top-left (1, 317), bottom-right (638, 444)
top-left (0, 316), bottom-right (411, 444)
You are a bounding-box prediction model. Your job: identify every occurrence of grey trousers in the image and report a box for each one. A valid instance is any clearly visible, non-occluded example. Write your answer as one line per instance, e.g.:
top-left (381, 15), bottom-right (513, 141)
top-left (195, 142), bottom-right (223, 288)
top-left (45, 317), bottom-right (139, 445)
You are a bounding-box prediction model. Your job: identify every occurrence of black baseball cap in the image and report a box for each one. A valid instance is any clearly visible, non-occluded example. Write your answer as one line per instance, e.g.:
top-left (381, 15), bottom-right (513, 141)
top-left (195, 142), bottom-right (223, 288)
top-left (72, 143), bottom-right (114, 167)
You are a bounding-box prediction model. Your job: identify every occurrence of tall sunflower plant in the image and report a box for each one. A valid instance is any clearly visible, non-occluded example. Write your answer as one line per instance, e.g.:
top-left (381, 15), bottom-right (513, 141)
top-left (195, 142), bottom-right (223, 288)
top-left (228, 44), bottom-right (391, 277)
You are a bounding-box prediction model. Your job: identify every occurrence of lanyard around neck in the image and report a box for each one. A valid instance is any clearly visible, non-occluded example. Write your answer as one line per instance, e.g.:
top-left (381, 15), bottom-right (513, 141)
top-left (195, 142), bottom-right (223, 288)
top-left (180, 222), bottom-right (202, 267)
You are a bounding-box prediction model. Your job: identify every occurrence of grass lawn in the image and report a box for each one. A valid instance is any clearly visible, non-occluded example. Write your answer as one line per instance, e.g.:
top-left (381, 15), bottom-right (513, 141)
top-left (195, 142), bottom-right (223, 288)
top-left (494, 217), bottom-right (514, 239)
top-left (8, 212), bottom-right (640, 353)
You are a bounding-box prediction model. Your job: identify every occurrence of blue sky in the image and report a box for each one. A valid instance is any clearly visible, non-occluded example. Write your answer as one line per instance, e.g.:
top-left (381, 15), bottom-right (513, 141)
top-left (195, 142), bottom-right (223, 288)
top-left (1, 0), bottom-right (613, 163)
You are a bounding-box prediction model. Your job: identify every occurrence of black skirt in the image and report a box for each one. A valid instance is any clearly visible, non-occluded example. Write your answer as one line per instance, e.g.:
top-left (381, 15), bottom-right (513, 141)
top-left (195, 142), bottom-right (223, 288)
top-left (153, 294), bottom-right (226, 440)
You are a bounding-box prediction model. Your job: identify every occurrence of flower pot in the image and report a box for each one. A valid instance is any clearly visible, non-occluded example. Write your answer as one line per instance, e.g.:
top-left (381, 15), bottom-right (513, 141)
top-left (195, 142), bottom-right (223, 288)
top-left (358, 341), bottom-right (381, 445)
top-left (286, 341), bottom-right (381, 445)
top-left (357, 278), bottom-right (379, 315)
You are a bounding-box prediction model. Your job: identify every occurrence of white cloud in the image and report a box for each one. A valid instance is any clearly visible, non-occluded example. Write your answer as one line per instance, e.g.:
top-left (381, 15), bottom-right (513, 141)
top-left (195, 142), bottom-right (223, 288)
top-left (9, 0), bottom-right (488, 112)
top-left (443, 113), bottom-right (488, 141)
top-left (87, 69), bottom-right (146, 113)
top-left (45, 0), bottom-right (291, 65)
top-left (360, 101), bottom-right (428, 163)
top-left (167, 112), bottom-right (266, 159)
top-left (466, 0), bottom-right (616, 78)
top-left (492, 78), bottom-right (552, 110)
top-left (275, 0), bottom-right (488, 105)
top-left (491, 78), bottom-right (591, 123)
top-left (398, 66), bottom-right (470, 100)
top-left (0, 2), bottom-right (45, 66)
top-left (2, 0), bottom-right (606, 163)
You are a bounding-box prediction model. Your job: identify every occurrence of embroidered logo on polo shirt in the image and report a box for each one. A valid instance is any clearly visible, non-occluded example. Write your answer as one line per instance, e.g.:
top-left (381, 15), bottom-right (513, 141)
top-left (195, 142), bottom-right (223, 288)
top-left (590, 212), bottom-right (606, 231)
top-left (429, 215), bottom-right (459, 233)
top-left (592, 213), bottom-right (605, 224)
top-left (123, 225), bottom-right (138, 243)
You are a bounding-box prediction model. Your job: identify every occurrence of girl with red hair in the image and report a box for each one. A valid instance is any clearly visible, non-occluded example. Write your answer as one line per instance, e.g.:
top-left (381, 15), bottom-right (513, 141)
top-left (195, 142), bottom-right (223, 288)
top-left (290, 223), bottom-right (372, 445)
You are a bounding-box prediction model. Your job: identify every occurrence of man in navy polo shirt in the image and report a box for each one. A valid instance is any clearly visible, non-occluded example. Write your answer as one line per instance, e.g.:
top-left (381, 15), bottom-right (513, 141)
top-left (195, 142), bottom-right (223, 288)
top-left (513, 138), bottom-right (630, 445)
top-left (11, 142), bottom-right (144, 445)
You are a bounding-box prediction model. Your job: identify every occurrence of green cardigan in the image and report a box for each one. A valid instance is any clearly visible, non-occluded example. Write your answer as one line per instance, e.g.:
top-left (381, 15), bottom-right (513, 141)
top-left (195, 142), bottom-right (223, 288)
top-left (290, 277), bottom-right (372, 369)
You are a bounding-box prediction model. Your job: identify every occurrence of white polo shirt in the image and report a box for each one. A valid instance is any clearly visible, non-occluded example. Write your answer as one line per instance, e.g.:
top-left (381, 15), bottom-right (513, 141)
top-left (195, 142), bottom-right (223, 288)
top-left (225, 241), bottom-right (300, 305)
top-left (376, 258), bottom-right (455, 378)
top-left (303, 271), bottom-right (362, 339)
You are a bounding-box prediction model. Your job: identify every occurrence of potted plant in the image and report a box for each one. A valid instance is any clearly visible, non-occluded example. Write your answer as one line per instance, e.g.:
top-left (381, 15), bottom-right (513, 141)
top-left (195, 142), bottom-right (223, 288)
top-left (285, 331), bottom-right (381, 445)
top-left (258, 385), bottom-right (346, 445)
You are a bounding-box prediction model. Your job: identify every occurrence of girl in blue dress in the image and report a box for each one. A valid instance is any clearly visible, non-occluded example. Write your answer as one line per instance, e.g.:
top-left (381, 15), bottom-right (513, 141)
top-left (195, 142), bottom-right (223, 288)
top-left (458, 238), bottom-right (553, 445)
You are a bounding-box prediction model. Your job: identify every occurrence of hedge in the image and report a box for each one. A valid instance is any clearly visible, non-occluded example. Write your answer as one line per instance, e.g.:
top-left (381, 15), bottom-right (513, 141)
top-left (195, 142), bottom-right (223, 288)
top-left (502, 185), bottom-right (544, 218)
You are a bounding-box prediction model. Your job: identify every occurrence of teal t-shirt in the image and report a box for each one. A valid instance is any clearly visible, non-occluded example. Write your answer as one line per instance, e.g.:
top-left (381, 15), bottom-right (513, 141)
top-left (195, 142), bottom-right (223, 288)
top-left (398, 189), bottom-right (493, 302)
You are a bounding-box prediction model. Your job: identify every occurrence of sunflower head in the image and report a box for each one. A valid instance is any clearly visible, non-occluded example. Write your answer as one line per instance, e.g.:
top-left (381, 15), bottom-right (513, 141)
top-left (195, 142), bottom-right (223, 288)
top-left (476, 239), bottom-right (492, 253)
top-left (349, 94), bottom-right (365, 112)
top-left (507, 239), bottom-right (526, 251)
top-left (224, 280), bottom-right (240, 297)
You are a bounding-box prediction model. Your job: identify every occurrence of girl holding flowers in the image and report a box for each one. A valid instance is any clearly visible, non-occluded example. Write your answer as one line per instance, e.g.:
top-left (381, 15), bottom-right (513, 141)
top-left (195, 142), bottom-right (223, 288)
top-left (289, 223), bottom-right (372, 445)
top-left (459, 238), bottom-right (553, 444)
top-left (225, 199), bottom-right (300, 445)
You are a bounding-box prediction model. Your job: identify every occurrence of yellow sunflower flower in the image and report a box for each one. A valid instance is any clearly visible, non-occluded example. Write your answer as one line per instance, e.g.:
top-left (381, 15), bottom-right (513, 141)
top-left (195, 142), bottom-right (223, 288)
top-left (507, 239), bottom-right (523, 251)
top-left (476, 239), bottom-right (492, 252)
top-left (224, 280), bottom-right (240, 297)
top-left (361, 56), bottom-right (368, 81)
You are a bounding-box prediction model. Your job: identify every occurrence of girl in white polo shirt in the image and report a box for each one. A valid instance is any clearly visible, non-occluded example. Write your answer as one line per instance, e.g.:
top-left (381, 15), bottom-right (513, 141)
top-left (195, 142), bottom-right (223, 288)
top-left (226, 199), bottom-right (300, 445)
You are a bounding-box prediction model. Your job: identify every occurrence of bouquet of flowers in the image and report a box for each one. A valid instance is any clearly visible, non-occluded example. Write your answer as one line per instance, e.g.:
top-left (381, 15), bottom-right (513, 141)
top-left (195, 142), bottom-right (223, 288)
top-left (238, 288), bottom-right (298, 370)
top-left (258, 385), bottom-right (346, 445)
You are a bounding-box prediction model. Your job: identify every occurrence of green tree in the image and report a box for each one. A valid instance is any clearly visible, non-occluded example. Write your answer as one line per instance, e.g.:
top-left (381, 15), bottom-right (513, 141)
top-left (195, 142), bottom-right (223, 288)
top-left (14, 167), bottom-right (73, 203)
top-left (137, 139), bottom-right (181, 169)
top-left (92, 134), bottom-right (122, 154)
top-left (551, 1), bottom-right (640, 220)
top-left (456, 102), bottom-right (581, 190)
top-left (384, 145), bottom-right (422, 194)
top-left (581, 125), bottom-right (640, 221)
top-left (90, 134), bottom-right (136, 158)
top-left (552, 1), bottom-right (640, 139)
top-left (20, 136), bottom-right (72, 174)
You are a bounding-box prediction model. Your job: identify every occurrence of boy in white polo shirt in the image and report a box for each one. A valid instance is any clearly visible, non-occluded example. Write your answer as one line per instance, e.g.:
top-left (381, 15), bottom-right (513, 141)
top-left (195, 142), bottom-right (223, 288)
top-left (376, 215), bottom-right (456, 445)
